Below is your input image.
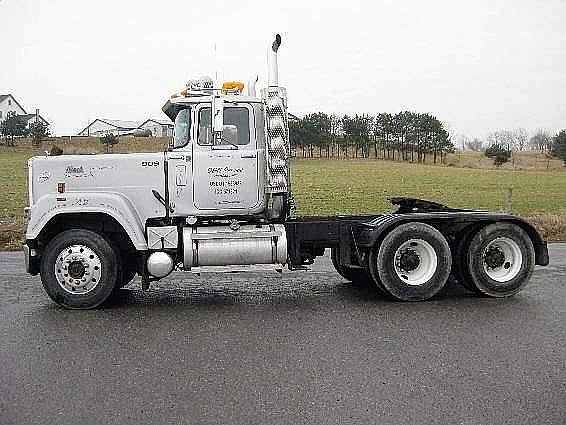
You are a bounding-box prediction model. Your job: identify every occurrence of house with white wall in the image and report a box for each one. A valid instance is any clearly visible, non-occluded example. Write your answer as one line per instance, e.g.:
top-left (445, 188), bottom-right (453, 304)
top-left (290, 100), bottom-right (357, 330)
top-left (138, 119), bottom-right (173, 137)
top-left (0, 94), bottom-right (26, 120)
top-left (78, 119), bottom-right (142, 136)
top-left (79, 118), bottom-right (173, 137)
top-left (0, 94), bottom-right (49, 127)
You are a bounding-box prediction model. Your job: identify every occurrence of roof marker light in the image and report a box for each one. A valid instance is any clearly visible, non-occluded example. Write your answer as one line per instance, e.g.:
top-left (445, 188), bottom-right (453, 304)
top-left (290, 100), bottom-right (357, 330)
top-left (222, 81), bottom-right (244, 94)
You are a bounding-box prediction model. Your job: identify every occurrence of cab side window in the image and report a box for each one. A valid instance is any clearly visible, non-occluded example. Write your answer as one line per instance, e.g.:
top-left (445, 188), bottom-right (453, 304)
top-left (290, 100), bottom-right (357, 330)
top-left (198, 107), bottom-right (250, 146)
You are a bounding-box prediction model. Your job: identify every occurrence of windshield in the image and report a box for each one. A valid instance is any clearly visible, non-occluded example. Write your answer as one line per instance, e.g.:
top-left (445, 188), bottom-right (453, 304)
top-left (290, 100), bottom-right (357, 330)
top-left (173, 108), bottom-right (191, 148)
top-left (198, 107), bottom-right (250, 146)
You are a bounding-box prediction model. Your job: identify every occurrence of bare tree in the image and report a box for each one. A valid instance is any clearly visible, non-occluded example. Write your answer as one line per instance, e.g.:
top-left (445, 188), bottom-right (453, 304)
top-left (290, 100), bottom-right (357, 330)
top-left (487, 130), bottom-right (515, 151)
top-left (465, 138), bottom-right (483, 151)
top-left (458, 134), bottom-right (470, 151)
top-left (513, 128), bottom-right (528, 151)
top-left (529, 129), bottom-right (552, 152)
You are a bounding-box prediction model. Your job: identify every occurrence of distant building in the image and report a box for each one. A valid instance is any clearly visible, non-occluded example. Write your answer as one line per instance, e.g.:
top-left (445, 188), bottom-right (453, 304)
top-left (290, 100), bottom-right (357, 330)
top-left (18, 113), bottom-right (49, 127)
top-left (0, 94), bottom-right (48, 127)
top-left (78, 119), bottom-right (142, 136)
top-left (288, 112), bottom-right (300, 123)
top-left (79, 118), bottom-right (173, 137)
top-left (138, 119), bottom-right (173, 137)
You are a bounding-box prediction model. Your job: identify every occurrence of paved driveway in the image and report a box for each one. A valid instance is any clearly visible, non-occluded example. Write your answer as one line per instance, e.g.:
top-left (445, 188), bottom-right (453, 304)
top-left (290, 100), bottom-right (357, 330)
top-left (1, 246), bottom-right (565, 424)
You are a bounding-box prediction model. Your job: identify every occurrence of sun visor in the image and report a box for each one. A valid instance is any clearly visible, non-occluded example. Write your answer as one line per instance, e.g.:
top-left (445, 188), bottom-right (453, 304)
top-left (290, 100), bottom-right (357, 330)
top-left (162, 100), bottom-right (178, 121)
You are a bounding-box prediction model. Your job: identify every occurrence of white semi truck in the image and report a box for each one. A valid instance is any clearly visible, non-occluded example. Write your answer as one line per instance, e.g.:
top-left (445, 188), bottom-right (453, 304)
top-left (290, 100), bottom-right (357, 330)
top-left (23, 35), bottom-right (549, 309)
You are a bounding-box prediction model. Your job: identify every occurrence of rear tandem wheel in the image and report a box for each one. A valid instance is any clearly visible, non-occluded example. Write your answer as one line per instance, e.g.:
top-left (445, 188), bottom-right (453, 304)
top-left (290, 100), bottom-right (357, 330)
top-left (331, 248), bottom-right (376, 289)
top-left (456, 222), bottom-right (535, 297)
top-left (368, 222), bottom-right (452, 301)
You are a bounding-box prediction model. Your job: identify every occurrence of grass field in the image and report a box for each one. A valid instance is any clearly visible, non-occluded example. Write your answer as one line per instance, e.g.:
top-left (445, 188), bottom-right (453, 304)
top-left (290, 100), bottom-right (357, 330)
top-left (0, 151), bottom-right (30, 221)
top-left (294, 148), bottom-right (566, 171)
top-left (1, 142), bottom-right (565, 249)
top-left (290, 160), bottom-right (566, 216)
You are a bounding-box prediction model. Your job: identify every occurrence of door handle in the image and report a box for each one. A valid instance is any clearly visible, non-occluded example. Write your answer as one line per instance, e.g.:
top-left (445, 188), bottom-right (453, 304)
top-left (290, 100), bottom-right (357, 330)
top-left (240, 154), bottom-right (257, 159)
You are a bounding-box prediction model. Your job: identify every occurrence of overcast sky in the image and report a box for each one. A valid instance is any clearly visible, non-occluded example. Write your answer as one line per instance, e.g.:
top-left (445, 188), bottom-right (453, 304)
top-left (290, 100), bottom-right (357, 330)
top-left (1, 0), bottom-right (565, 138)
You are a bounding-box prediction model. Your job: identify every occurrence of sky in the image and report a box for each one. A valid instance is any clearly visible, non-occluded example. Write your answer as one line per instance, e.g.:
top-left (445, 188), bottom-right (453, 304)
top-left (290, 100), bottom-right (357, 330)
top-left (1, 0), bottom-right (565, 139)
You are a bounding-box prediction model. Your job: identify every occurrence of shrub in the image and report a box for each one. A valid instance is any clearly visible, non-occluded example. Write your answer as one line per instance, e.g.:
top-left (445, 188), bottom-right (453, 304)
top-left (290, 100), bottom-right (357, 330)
top-left (551, 130), bottom-right (566, 165)
top-left (485, 144), bottom-right (511, 166)
top-left (100, 133), bottom-right (119, 153)
top-left (49, 145), bottom-right (63, 156)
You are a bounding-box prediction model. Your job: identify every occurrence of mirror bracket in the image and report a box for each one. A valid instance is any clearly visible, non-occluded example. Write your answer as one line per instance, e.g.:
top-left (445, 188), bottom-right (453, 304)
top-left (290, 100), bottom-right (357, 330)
top-left (211, 95), bottom-right (224, 145)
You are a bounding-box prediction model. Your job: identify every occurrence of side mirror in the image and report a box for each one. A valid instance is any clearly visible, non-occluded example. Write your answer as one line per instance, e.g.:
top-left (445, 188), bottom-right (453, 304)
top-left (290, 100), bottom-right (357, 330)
top-left (222, 125), bottom-right (238, 146)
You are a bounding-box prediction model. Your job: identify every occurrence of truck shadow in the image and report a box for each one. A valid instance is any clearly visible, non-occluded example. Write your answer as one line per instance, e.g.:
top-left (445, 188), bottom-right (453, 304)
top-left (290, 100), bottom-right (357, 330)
top-left (102, 274), bottom-right (479, 309)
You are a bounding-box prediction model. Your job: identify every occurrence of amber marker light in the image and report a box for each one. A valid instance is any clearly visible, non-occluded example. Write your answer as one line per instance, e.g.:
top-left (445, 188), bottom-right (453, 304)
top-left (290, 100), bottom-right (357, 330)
top-left (222, 81), bottom-right (244, 94)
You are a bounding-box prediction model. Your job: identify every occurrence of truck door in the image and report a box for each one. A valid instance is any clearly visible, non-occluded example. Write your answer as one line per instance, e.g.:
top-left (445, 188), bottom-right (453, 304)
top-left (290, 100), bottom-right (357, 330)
top-left (193, 104), bottom-right (260, 211)
top-left (167, 108), bottom-right (195, 217)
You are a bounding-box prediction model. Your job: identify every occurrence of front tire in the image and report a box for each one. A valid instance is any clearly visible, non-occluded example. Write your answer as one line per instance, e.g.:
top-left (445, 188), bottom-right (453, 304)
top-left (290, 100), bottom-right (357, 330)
top-left (40, 229), bottom-right (119, 309)
top-left (465, 223), bottom-right (535, 297)
top-left (369, 222), bottom-right (452, 301)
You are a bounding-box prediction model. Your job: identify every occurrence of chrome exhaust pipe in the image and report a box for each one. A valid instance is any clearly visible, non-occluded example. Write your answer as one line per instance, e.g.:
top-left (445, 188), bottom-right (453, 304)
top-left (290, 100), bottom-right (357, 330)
top-left (268, 34), bottom-right (282, 87)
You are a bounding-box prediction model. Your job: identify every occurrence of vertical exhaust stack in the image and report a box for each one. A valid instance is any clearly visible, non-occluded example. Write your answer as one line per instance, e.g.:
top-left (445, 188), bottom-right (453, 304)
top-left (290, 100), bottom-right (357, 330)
top-left (248, 75), bottom-right (258, 97)
top-left (268, 34), bottom-right (282, 87)
top-left (263, 34), bottom-right (290, 197)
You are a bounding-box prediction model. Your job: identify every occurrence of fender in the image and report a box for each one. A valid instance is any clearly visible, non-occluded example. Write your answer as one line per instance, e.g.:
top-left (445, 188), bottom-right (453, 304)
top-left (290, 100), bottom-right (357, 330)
top-left (26, 192), bottom-right (148, 250)
top-left (357, 211), bottom-right (549, 266)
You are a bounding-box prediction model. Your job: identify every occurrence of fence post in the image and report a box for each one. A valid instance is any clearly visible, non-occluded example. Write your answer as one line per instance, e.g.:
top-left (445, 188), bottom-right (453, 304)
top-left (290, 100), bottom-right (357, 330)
top-left (506, 187), bottom-right (513, 213)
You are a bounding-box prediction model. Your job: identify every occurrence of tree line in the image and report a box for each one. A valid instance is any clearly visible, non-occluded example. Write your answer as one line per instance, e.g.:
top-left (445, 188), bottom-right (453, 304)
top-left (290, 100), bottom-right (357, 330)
top-left (457, 128), bottom-right (566, 166)
top-left (459, 128), bottom-right (560, 153)
top-left (289, 111), bottom-right (455, 164)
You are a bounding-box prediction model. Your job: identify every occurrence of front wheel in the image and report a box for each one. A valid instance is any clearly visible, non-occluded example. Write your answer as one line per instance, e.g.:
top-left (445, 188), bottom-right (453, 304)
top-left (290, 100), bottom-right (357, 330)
top-left (369, 222), bottom-right (452, 301)
top-left (39, 229), bottom-right (119, 309)
top-left (464, 223), bottom-right (535, 297)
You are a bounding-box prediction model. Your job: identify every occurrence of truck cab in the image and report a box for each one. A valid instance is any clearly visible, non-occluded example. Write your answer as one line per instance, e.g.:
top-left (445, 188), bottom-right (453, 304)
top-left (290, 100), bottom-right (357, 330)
top-left (164, 93), bottom-right (268, 217)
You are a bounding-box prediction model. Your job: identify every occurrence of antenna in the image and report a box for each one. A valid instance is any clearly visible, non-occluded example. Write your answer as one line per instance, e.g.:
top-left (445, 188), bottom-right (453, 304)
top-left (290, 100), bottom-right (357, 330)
top-left (214, 42), bottom-right (218, 86)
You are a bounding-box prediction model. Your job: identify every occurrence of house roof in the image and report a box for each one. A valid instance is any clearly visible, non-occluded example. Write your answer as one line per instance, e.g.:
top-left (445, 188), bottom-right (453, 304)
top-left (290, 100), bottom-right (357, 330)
top-left (138, 118), bottom-right (173, 128)
top-left (288, 112), bottom-right (300, 122)
top-left (0, 94), bottom-right (28, 114)
top-left (98, 119), bottom-right (142, 129)
top-left (18, 113), bottom-right (49, 124)
top-left (78, 118), bottom-right (142, 135)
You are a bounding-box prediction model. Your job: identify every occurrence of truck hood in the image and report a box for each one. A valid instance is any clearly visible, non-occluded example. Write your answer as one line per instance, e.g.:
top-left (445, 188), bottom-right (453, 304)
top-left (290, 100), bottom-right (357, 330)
top-left (29, 152), bottom-right (166, 221)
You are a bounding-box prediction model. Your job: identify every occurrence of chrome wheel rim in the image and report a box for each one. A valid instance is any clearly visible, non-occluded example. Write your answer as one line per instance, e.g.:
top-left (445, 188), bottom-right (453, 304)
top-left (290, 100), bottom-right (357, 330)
top-left (54, 245), bottom-right (102, 294)
top-left (394, 239), bottom-right (437, 286)
top-left (483, 237), bottom-right (522, 282)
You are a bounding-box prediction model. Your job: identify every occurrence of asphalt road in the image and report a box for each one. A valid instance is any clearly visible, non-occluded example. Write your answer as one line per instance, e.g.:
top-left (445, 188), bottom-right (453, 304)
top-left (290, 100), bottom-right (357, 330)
top-left (1, 246), bottom-right (565, 425)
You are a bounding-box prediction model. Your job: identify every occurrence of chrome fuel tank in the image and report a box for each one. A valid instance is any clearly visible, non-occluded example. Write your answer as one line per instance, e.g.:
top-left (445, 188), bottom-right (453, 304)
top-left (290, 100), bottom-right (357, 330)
top-left (182, 224), bottom-right (287, 269)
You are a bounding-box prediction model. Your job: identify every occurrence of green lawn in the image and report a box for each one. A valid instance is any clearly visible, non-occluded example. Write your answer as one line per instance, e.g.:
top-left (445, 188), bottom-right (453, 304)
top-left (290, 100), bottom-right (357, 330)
top-left (0, 151), bottom-right (30, 220)
top-left (290, 160), bottom-right (566, 216)
top-left (1, 151), bottom-right (565, 221)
